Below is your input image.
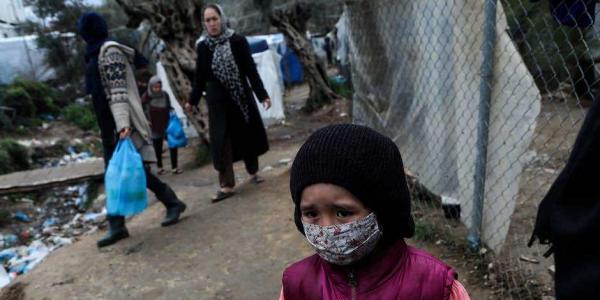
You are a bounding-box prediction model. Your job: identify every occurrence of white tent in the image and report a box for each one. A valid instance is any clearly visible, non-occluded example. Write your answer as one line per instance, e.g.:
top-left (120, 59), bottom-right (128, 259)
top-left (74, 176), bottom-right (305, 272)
top-left (252, 48), bottom-right (285, 126)
top-left (0, 35), bottom-right (53, 84)
top-left (0, 0), bottom-right (38, 38)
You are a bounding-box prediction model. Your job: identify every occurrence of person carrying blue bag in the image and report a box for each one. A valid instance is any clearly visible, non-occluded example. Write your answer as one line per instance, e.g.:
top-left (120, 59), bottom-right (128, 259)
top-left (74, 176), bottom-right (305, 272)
top-left (78, 12), bottom-right (187, 248)
top-left (142, 76), bottom-right (185, 175)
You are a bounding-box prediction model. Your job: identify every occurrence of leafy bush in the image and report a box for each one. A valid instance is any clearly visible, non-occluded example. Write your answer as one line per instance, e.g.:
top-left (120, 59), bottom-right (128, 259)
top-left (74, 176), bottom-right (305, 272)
top-left (11, 78), bottom-right (60, 115)
top-left (0, 139), bottom-right (31, 175)
top-left (3, 85), bottom-right (36, 119)
top-left (0, 78), bottom-right (60, 129)
top-left (0, 89), bottom-right (15, 131)
top-left (0, 112), bottom-right (12, 131)
top-left (62, 103), bottom-right (98, 131)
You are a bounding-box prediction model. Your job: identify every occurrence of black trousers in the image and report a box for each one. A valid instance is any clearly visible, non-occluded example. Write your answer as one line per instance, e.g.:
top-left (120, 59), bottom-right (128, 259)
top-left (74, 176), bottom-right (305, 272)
top-left (143, 164), bottom-right (179, 208)
top-left (152, 137), bottom-right (178, 169)
top-left (108, 165), bottom-right (180, 220)
top-left (101, 131), bottom-right (117, 168)
top-left (101, 134), bottom-right (180, 218)
top-left (219, 134), bottom-right (258, 188)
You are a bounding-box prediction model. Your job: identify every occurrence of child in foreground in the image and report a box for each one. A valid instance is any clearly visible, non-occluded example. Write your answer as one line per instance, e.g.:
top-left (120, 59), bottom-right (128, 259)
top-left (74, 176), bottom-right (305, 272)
top-left (281, 124), bottom-right (470, 300)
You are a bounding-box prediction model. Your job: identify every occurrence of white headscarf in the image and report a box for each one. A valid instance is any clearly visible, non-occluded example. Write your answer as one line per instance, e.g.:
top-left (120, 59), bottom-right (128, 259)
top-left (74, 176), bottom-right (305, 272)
top-left (204, 4), bottom-right (231, 38)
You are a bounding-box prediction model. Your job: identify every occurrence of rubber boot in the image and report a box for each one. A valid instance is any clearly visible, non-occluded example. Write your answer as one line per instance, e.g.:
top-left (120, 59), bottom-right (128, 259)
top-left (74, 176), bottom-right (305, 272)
top-left (156, 185), bottom-right (187, 227)
top-left (97, 215), bottom-right (130, 248)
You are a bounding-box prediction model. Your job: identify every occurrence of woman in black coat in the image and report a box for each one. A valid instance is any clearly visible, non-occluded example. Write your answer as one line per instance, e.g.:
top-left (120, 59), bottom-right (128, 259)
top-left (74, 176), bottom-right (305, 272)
top-left (187, 3), bottom-right (272, 202)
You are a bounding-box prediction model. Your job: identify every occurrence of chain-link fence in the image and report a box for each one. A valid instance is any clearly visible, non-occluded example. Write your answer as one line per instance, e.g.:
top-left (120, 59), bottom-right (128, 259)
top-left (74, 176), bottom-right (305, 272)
top-left (341, 0), bottom-right (597, 298)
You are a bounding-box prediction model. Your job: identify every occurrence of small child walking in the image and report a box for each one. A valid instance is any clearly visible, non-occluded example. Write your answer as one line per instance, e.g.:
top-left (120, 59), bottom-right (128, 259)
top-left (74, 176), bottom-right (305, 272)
top-left (142, 76), bottom-right (183, 175)
top-left (281, 124), bottom-right (470, 300)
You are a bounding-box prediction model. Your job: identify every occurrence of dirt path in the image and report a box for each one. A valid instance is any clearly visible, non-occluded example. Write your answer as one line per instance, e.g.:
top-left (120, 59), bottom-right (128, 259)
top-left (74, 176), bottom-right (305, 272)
top-left (19, 155), bottom-right (310, 300)
top-left (7, 86), bottom-right (493, 299)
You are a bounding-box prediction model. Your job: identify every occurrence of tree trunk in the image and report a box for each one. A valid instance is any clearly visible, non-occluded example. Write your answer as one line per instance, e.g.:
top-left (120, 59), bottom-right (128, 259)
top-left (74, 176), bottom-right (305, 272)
top-left (115, 0), bottom-right (210, 148)
top-left (270, 2), bottom-right (339, 112)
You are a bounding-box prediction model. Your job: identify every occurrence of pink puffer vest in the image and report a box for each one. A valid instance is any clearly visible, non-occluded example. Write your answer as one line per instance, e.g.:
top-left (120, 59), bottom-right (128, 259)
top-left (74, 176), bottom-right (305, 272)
top-left (282, 240), bottom-right (457, 300)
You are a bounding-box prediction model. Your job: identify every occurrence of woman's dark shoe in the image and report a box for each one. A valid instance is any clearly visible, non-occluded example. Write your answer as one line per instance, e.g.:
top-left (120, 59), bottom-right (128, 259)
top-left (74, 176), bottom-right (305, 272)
top-left (161, 202), bottom-right (187, 227)
top-left (252, 175), bottom-right (265, 184)
top-left (211, 190), bottom-right (236, 203)
top-left (97, 216), bottom-right (130, 248)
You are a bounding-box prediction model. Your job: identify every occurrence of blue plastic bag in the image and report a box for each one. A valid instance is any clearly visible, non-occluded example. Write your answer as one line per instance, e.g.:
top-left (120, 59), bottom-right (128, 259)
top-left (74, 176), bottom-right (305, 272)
top-left (166, 112), bottom-right (188, 149)
top-left (105, 138), bottom-right (147, 217)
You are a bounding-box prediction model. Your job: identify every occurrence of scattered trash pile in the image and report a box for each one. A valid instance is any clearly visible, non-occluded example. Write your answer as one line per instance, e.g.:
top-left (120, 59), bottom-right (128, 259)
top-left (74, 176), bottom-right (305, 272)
top-left (0, 122), bottom-right (106, 287)
top-left (41, 143), bottom-right (99, 168)
top-left (0, 182), bottom-right (106, 288)
top-left (44, 146), bottom-right (97, 168)
top-left (20, 137), bottom-right (103, 169)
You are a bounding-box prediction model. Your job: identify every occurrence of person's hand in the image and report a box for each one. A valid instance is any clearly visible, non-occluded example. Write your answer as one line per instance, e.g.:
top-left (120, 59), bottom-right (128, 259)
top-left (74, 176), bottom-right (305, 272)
top-left (119, 127), bottom-right (132, 139)
top-left (185, 102), bottom-right (194, 112)
top-left (263, 98), bottom-right (272, 110)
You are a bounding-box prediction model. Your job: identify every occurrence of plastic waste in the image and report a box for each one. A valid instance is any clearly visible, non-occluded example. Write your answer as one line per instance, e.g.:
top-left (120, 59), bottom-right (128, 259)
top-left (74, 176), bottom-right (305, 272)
top-left (3, 234), bottom-right (18, 248)
top-left (0, 266), bottom-right (10, 288)
top-left (13, 211), bottom-right (31, 222)
top-left (51, 237), bottom-right (73, 247)
top-left (67, 146), bottom-right (77, 155)
top-left (22, 241), bottom-right (50, 274)
top-left (83, 210), bottom-right (106, 223)
top-left (75, 182), bottom-right (90, 210)
top-left (9, 261), bottom-right (27, 275)
top-left (42, 217), bottom-right (59, 228)
top-left (42, 226), bottom-right (59, 236)
top-left (330, 74), bottom-right (347, 85)
top-left (38, 113), bottom-right (55, 122)
top-left (0, 249), bottom-right (17, 263)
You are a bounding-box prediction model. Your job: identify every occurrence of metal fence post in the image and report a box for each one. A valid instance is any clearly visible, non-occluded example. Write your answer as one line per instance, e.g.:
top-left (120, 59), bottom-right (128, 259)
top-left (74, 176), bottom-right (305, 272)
top-left (468, 0), bottom-right (498, 251)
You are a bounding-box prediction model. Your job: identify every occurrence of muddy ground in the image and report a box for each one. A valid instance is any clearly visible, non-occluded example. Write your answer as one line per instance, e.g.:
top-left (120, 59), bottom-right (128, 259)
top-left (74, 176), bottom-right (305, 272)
top-left (1, 85), bottom-right (495, 299)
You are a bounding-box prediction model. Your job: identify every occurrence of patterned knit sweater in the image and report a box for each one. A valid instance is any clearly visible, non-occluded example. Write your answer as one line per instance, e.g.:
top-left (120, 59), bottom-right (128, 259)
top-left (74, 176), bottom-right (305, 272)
top-left (98, 42), bottom-right (156, 162)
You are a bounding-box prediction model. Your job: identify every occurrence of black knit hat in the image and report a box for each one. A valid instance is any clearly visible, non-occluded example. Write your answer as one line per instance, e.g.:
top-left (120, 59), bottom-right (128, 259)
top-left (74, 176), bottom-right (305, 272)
top-left (290, 124), bottom-right (415, 241)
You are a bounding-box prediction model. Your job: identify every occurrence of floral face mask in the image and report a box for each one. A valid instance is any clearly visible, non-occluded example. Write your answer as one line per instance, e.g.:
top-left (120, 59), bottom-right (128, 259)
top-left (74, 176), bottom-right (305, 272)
top-left (302, 212), bottom-right (382, 266)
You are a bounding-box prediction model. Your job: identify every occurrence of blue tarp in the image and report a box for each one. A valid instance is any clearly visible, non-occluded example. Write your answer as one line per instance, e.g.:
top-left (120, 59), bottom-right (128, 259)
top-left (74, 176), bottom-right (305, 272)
top-left (246, 33), bottom-right (304, 85)
top-left (277, 43), bottom-right (304, 85)
top-left (247, 37), bottom-right (269, 54)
